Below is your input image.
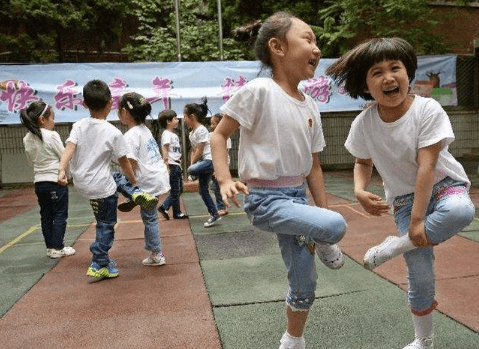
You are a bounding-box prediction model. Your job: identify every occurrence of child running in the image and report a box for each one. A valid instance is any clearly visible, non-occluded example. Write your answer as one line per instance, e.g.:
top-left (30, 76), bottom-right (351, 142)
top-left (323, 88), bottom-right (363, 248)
top-left (20, 100), bottom-right (75, 259)
top-left (157, 109), bottom-right (188, 220)
top-left (209, 113), bottom-right (231, 216)
top-left (326, 37), bottom-right (475, 349)
top-left (116, 92), bottom-right (170, 265)
top-left (184, 98), bottom-right (221, 227)
top-left (58, 80), bottom-right (157, 280)
top-left (211, 12), bottom-right (347, 349)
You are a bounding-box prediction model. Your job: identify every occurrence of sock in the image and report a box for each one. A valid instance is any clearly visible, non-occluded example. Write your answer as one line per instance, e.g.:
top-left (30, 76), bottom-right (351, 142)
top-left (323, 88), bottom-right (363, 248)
top-left (398, 234), bottom-right (416, 254)
top-left (412, 312), bottom-right (434, 339)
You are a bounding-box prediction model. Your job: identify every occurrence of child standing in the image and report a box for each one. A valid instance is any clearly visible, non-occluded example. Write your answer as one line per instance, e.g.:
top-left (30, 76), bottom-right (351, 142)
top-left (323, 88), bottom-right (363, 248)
top-left (116, 92), bottom-right (170, 265)
top-left (209, 113), bottom-right (231, 216)
top-left (184, 98), bottom-right (221, 227)
top-left (58, 80), bottom-right (156, 280)
top-left (211, 12), bottom-right (347, 349)
top-left (157, 109), bottom-right (188, 220)
top-left (20, 100), bottom-right (75, 259)
top-left (326, 37), bottom-right (475, 349)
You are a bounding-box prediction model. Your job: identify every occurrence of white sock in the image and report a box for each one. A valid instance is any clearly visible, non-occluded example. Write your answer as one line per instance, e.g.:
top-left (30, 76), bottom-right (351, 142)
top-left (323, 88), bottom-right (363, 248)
top-left (412, 312), bottom-right (434, 339)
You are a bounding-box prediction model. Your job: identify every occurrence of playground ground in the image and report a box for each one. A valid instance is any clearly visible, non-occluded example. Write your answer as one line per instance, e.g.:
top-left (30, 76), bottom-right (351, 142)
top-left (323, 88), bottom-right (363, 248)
top-left (0, 169), bottom-right (478, 349)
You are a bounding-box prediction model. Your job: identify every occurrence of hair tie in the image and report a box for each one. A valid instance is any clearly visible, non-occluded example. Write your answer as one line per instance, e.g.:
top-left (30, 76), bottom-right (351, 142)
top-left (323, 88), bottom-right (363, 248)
top-left (127, 101), bottom-right (134, 110)
top-left (40, 104), bottom-right (49, 117)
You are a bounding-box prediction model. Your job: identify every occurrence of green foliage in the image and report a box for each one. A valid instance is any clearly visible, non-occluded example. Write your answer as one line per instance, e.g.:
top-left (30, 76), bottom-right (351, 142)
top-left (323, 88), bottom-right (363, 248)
top-left (0, 0), bottom-right (132, 62)
top-left (317, 0), bottom-right (448, 56)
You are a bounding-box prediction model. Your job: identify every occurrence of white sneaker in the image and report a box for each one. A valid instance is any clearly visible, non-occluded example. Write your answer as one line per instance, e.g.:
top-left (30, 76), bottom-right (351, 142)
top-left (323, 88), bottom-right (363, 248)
top-left (279, 332), bottom-right (305, 349)
top-left (46, 246), bottom-right (76, 259)
top-left (316, 244), bottom-right (344, 269)
top-left (363, 235), bottom-right (414, 270)
top-left (402, 337), bottom-right (433, 349)
top-left (142, 251), bottom-right (166, 266)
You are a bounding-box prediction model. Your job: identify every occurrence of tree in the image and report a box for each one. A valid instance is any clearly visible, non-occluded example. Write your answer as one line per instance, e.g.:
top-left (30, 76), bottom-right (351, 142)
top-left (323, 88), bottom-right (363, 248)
top-left (0, 0), bottom-right (132, 63)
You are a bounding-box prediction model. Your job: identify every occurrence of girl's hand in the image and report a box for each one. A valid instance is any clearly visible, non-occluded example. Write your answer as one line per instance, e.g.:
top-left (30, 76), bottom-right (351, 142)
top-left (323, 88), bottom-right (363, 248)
top-left (408, 220), bottom-right (429, 247)
top-left (355, 189), bottom-right (389, 216)
top-left (58, 170), bottom-right (68, 186)
top-left (220, 179), bottom-right (249, 208)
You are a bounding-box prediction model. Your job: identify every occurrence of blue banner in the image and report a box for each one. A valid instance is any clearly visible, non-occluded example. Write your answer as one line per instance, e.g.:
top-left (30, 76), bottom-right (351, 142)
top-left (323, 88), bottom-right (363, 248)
top-left (0, 56), bottom-right (456, 124)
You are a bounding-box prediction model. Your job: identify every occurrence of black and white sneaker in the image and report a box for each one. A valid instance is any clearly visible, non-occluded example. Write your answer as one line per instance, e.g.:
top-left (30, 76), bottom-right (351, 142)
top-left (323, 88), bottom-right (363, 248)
top-left (204, 214), bottom-right (221, 227)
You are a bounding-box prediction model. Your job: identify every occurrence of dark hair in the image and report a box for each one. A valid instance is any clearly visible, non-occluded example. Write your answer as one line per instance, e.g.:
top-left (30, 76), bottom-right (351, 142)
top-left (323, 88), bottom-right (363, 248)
top-left (158, 109), bottom-right (177, 129)
top-left (83, 79), bottom-right (112, 111)
top-left (119, 92), bottom-right (152, 124)
top-left (234, 12), bottom-right (296, 72)
top-left (19, 100), bottom-right (52, 141)
top-left (211, 113), bottom-right (223, 123)
top-left (183, 97), bottom-right (209, 123)
top-left (326, 37), bottom-right (417, 101)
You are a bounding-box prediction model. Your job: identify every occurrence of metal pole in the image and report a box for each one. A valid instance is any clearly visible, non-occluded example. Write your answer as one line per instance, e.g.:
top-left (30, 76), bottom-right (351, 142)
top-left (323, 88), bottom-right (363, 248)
top-left (174, 0), bottom-right (182, 62)
top-left (217, 0), bottom-right (224, 60)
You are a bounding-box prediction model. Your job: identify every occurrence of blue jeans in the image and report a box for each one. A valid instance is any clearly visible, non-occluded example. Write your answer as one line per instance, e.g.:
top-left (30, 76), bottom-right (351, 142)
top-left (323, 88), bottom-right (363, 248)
top-left (140, 206), bottom-right (162, 252)
top-left (188, 159), bottom-right (218, 216)
top-left (113, 171), bottom-right (162, 252)
top-left (89, 193), bottom-right (118, 266)
top-left (34, 181), bottom-right (69, 249)
top-left (112, 171), bottom-right (141, 200)
top-left (244, 185), bottom-right (347, 310)
top-left (393, 177), bottom-right (475, 313)
top-left (161, 164), bottom-right (184, 217)
top-left (211, 175), bottom-right (225, 211)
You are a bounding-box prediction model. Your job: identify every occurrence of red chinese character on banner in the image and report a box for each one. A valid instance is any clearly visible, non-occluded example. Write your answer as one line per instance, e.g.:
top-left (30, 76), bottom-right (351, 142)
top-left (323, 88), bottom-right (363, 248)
top-left (0, 80), bottom-right (39, 112)
top-left (54, 80), bottom-right (83, 111)
top-left (109, 78), bottom-right (128, 110)
top-left (304, 77), bottom-right (332, 104)
top-left (148, 77), bottom-right (172, 110)
top-left (221, 76), bottom-right (247, 101)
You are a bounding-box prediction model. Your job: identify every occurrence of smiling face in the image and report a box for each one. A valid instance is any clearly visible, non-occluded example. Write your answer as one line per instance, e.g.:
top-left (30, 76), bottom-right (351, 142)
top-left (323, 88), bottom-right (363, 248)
top-left (40, 110), bottom-right (55, 130)
top-left (365, 59), bottom-right (413, 121)
top-left (281, 18), bottom-right (321, 82)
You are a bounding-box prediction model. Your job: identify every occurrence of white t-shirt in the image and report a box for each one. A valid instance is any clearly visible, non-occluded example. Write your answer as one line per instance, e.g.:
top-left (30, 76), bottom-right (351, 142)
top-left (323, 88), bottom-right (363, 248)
top-left (220, 77), bottom-right (325, 181)
top-left (345, 95), bottom-right (470, 204)
top-left (189, 125), bottom-right (212, 160)
top-left (67, 118), bottom-right (130, 199)
top-left (23, 128), bottom-right (65, 183)
top-left (161, 129), bottom-right (182, 166)
top-left (125, 124), bottom-right (170, 196)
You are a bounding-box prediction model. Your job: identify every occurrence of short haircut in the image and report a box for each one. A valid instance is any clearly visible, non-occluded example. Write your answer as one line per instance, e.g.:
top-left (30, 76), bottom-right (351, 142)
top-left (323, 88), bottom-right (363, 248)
top-left (158, 109), bottom-right (177, 128)
top-left (83, 79), bottom-right (112, 111)
top-left (326, 37), bottom-right (417, 100)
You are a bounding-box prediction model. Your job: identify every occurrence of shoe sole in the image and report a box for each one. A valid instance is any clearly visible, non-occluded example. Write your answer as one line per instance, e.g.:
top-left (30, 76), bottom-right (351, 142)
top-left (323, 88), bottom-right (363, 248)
top-left (118, 201), bottom-right (137, 212)
top-left (86, 267), bottom-right (119, 279)
top-left (158, 208), bottom-right (170, 220)
top-left (142, 261), bottom-right (166, 266)
top-left (134, 195), bottom-right (158, 211)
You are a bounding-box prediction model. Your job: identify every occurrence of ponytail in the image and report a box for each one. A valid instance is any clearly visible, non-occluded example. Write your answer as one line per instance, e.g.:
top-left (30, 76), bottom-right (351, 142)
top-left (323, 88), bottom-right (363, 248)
top-left (20, 100), bottom-right (51, 141)
top-left (184, 97), bottom-right (209, 124)
top-left (119, 92), bottom-right (152, 124)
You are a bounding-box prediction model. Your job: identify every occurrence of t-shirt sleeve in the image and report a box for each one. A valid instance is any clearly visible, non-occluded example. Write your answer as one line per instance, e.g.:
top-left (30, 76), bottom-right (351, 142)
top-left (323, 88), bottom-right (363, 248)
top-left (124, 130), bottom-right (140, 162)
top-left (220, 83), bottom-right (260, 130)
top-left (309, 101), bottom-right (326, 153)
top-left (66, 122), bottom-right (79, 145)
top-left (196, 126), bottom-right (210, 144)
top-left (344, 112), bottom-right (371, 159)
top-left (417, 99), bottom-right (455, 149)
top-left (161, 131), bottom-right (170, 146)
top-left (112, 131), bottom-right (130, 160)
top-left (50, 131), bottom-right (66, 158)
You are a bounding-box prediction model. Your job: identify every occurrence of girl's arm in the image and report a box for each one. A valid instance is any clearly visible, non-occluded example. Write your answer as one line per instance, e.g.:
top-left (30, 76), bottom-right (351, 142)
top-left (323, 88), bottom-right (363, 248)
top-left (190, 142), bottom-right (204, 165)
top-left (306, 153), bottom-right (327, 208)
top-left (58, 142), bottom-right (76, 185)
top-left (354, 158), bottom-right (389, 216)
top-left (409, 141), bottom-right (442, 247)
top-left (211, 115), bottom-right (248, 207)
top-left (118, 155), bottom-right (139, 187)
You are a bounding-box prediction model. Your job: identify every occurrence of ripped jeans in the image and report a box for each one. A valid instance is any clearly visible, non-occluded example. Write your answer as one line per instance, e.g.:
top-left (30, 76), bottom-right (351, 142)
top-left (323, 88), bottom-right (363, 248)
top-left (393, 177), bottom-right (475, 314)
top-left (244, 184), bottom-right (347, 310)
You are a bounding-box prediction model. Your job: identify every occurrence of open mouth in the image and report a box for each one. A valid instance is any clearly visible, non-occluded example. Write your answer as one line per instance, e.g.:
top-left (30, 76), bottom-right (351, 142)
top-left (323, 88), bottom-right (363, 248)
top-left (308, 59), bottom-right (318, 68)
top-left (383, 86), bottom-right (400, 96)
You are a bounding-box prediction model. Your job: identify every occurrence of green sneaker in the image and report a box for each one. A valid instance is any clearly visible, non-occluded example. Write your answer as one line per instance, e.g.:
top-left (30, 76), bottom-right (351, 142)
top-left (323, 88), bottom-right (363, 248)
top-left (132, 192), bottom-right (158, 211)
top-left (86, 261), bottom-right (119, 279)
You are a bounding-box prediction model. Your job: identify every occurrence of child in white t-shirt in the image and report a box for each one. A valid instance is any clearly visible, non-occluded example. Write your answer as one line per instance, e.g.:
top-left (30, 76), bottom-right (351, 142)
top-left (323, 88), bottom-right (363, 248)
top-left (157, 109), bottom-right (188, 220)
top-left (326, 37), bottom-right (474, 349)
top-left (20, 100), bottom-right (75, 259)
top-left (59, 80), bottom-right (157, 280)
top-left (211, 12), bottom-right (347, 349)
top-left (184, 98), bottom-right (220, 227)
top-left (116, 92), bottom-right (170, 266)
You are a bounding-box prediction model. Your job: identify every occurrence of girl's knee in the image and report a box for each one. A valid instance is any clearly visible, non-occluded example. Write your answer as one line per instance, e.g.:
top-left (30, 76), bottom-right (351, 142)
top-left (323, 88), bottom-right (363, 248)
top-left (286, 291), bottom-right (316, 310)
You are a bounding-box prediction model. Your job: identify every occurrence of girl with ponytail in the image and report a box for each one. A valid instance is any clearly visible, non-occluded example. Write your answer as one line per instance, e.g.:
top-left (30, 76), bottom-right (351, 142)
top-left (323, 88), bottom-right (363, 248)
top-left (20, 100), bottom-right (75, 259)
